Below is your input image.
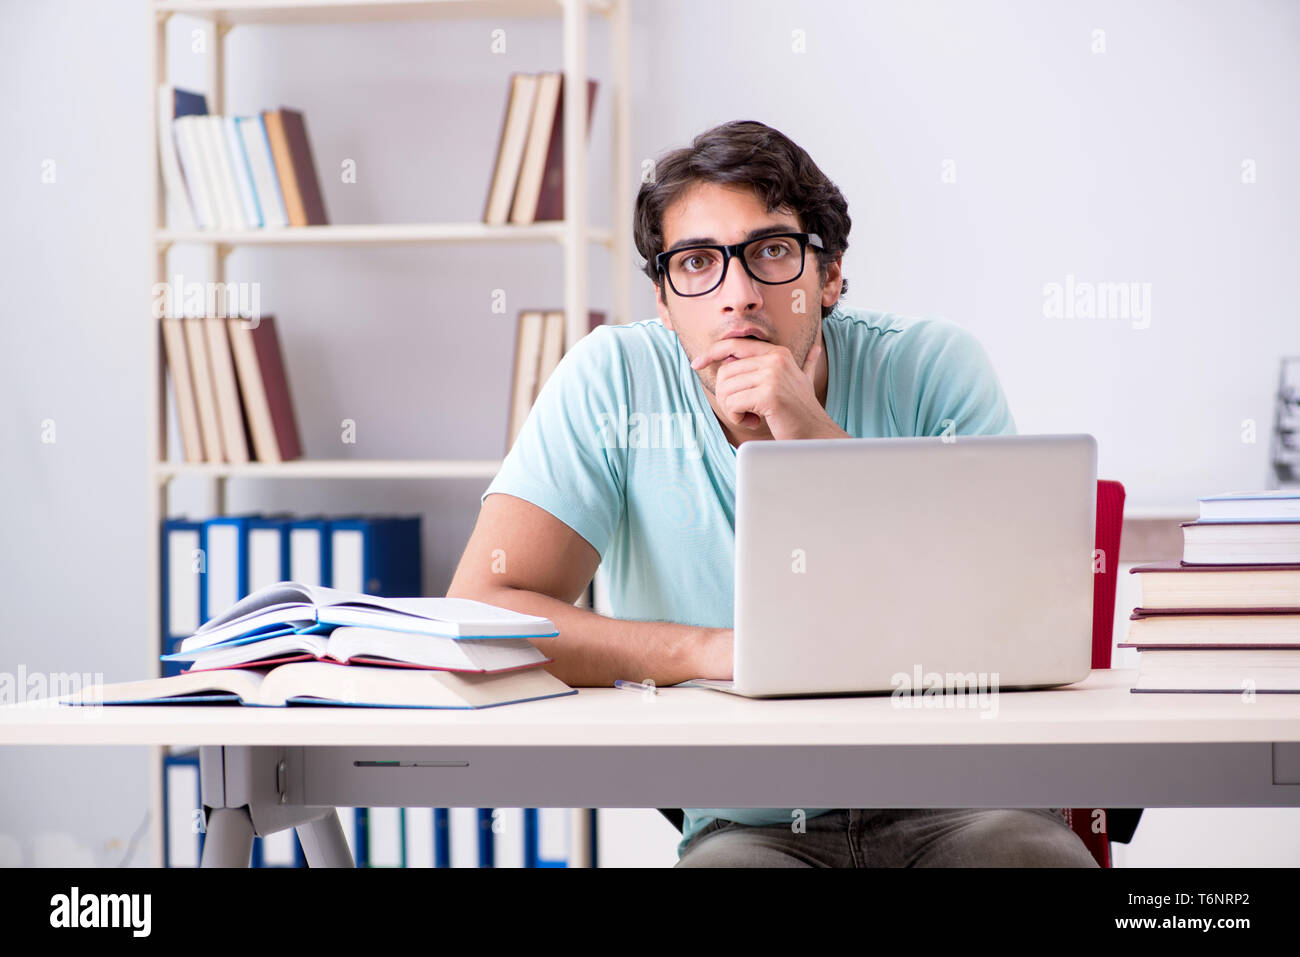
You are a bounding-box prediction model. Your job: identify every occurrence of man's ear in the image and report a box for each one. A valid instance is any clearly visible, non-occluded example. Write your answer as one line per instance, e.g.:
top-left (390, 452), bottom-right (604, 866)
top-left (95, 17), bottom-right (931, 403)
top-left (653, 278), bottom-right (674, 332)
top-left (820, 254), bottom-right (845, 310)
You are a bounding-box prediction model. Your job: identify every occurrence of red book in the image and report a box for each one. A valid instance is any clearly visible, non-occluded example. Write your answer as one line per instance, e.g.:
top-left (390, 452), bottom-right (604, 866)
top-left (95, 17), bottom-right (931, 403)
top-left (226, 316), bottom-right (303, 463)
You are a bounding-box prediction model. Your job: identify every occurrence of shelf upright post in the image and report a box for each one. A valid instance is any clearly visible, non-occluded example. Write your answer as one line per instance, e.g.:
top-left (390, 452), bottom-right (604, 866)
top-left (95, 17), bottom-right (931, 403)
top-left (610, 0), bottom-right (632, 327)
top-left (562, 0), bottom-right (589, 353)
top-left (147, 3), bottom-right (171, 869)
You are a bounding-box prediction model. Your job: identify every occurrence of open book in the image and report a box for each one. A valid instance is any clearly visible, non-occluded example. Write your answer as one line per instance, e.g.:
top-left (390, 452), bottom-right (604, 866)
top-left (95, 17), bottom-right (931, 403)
top-left (60, 661), bottom-right (576, 709)
top-left (166, 626), bottom-right (551, 674)
top-left (183, 581), bottom-right (559, 653)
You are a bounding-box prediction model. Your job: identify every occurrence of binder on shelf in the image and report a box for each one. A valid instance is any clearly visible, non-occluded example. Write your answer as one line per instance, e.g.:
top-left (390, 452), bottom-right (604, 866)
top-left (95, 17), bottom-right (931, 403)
top-left (403, 808), bottom-right (436, 868)
top-left (202, 514), bottom-right (259, 627)
top-left (366, 808), bottom-right (405, 868)
top-left (162, 750), bottom-right (204, 868)
top-left (535, 807), bottom-right (569, 867)
top-left (247, 514), bottom-right (292, 594)
top-left (161, 518), bottom-right (207, 678)
top-left (435, 808), bottom-right (450, 868)
top-left (329, 515), bottom-right (422, 597)
top-left (287, 516), bottom-right (332, 588)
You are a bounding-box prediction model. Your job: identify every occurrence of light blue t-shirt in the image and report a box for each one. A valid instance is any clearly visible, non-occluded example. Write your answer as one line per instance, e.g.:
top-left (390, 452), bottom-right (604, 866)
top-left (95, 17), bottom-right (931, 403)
top-left (480, 302), bottom-right (1017, 858)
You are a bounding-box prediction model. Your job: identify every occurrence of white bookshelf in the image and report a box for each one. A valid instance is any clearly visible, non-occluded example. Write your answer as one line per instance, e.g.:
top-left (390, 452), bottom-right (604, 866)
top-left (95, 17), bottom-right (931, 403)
top-left (147, 0), bottom-right (631, 867)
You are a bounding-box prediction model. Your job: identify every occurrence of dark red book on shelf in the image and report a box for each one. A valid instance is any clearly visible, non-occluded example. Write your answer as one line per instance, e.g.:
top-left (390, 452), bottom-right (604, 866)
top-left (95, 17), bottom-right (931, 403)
top-left (263, 107), bottom-right (328, 226)
top-left (531, 75), bottom-right (599, 223)
top-left (226, 315), bottom-right (303, 463)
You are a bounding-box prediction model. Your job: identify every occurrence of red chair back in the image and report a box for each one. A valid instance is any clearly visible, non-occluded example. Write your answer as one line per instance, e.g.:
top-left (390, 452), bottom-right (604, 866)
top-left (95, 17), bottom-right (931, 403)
top-left (1066, 479), bottom-right (1126, 866)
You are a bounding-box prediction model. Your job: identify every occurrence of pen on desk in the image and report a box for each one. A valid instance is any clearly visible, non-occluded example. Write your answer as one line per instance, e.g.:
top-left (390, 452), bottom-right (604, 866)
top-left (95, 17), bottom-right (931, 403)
top-left (614, 679), bottom-right (657, 695)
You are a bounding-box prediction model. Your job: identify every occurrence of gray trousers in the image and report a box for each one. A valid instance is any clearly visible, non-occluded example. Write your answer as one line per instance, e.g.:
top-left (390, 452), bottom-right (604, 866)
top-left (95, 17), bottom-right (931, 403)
top-left (675, 808), bottom-right (1099, 867)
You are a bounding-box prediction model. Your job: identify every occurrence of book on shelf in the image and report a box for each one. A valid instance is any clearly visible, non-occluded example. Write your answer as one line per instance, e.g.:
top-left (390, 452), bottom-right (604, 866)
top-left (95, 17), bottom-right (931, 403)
top-left (159, 318), bottom-right (205, 462)
top-left (506, 309), bottom-right (605, 450)
top-left (226, 315), bottom-right (303, 463)
top-left (157, 86), bottom-right (208, 230)
top-left (160, 314), bottom-right (302, 465)
top-left (263, 107), bottom-right (329, 226)
top-left (61, 660), bottom-right (575, 709)
top-left (483, 72), bottom-right (598, 227)
top-left (158, 85), bottom-right (326, 231)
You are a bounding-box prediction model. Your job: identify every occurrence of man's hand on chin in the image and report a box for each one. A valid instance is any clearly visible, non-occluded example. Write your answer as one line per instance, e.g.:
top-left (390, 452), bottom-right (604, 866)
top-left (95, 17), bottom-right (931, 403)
top-left (691, 334), bottom-right (850, 440)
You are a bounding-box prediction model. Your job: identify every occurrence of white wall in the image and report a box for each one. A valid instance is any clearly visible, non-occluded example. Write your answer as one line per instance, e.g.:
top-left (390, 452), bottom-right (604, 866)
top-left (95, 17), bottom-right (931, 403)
top-left (2, 0), bottom-right (1297, 867)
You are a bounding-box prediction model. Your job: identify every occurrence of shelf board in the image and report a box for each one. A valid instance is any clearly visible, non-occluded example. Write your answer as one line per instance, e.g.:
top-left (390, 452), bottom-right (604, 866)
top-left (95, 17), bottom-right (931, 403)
top-left (155, 459), bottom-right (503, 479)
top-left (157, 222), bottom-right (614, 247)
top-left (155, 0), bottom-right (611, 25)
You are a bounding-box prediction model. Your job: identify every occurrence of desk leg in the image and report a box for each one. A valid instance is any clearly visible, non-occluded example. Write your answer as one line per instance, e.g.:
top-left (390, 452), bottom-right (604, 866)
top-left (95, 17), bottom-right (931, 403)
top-left (295, 810), bottom-right (354, 868)
top-left (200, 807), bottom-right (254, 868)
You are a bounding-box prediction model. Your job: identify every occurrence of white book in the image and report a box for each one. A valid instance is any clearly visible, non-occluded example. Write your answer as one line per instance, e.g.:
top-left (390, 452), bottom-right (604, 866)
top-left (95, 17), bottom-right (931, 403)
top-left (181, 580), bottom-right (560, 652)
top-left (225, 115), bottom-right (263, 227)
top-left (236, 114), bottom-right (288, 228)
top-left (172, 116), bottom-right (215, 230)
top-left (200, 115), bottom-right (246, 229)
top-left (156, 85), bottom-right (197, 230)
top-left (1199, 490), bottom-right (1300, 522)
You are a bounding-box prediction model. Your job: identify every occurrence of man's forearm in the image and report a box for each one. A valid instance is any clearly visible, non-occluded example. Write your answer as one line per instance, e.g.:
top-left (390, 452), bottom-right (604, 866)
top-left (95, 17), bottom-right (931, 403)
top-left (447, 583), bottom-right (714, 687)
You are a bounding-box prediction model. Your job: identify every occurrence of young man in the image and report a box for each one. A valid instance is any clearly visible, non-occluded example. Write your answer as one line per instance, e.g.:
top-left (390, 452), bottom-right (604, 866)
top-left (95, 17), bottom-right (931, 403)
top-left (447, 120), bottom-right (1097, 868)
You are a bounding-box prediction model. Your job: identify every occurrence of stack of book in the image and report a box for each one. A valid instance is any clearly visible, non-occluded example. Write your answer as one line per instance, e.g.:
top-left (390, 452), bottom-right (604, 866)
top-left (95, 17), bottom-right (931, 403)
top-left (483, 72), bottom-right (598, 226)
top-left (1124, 489), bottom-right (1300, 693)
top-left (159, 86), bottom-right (328, 230)
top-left (161, 313), bottom-right (302, 464)
top-left (65, 582), bottom-right (575, 709)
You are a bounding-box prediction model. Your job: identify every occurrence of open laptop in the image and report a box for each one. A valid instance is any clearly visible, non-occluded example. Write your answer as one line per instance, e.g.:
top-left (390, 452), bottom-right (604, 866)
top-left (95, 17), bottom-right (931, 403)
top-left (677, 434), bottom-right (1098, 697)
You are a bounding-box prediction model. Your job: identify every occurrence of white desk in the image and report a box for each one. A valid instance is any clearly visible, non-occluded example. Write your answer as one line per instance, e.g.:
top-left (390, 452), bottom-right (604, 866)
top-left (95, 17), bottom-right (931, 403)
top-left (3, 669), bottom-right (1299, 867)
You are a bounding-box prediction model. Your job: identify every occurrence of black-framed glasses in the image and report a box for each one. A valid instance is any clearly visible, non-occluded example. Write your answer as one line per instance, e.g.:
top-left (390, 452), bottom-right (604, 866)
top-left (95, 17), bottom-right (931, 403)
top-left (654, 232), bottom-right (824, 298)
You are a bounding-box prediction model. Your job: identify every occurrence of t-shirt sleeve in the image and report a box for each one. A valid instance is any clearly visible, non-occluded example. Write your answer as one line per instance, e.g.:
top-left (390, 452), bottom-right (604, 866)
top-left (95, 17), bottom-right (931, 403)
top-left (480, 325), bottom-right (627, 559)
top-left (886, 317), bottom-right (1017, 438)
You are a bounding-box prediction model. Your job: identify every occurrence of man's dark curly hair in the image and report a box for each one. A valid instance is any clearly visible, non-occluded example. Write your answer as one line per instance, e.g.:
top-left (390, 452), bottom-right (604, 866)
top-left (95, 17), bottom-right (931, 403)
top-left (634, 120), bottom-right (851, 320)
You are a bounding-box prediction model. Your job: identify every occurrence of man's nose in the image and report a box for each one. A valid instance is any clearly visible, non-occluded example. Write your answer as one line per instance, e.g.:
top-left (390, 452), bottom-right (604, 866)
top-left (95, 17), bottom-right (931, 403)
top-left (715, 253), bottom-right (763, 311)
